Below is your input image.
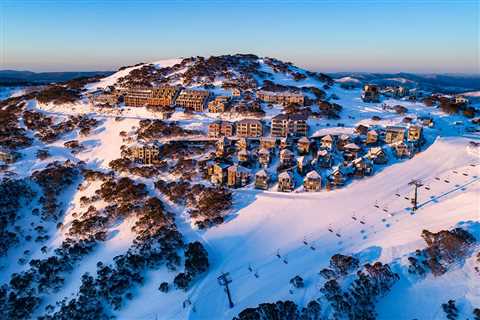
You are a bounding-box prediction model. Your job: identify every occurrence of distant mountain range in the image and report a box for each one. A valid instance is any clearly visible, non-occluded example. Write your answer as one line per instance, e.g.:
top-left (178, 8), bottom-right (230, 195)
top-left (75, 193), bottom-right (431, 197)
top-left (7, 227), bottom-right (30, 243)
top-left (0, 70), bottom-right (114, 86)
top-left (328, 72), bottom-right (480, 94)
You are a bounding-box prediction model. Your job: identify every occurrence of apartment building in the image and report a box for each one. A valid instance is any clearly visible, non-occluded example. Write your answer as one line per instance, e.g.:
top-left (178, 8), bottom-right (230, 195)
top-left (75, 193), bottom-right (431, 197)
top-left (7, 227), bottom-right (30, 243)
top-left (175, 89), bottom-right (210, 112)
top-left (271, 114), bottom-right (308, 137)
top-left (147, 85), bottom-right (181, 107)
top-left (208, 121), bottom-right (235, 138)
top-left (124, 87), bottom-right (152, 107)
top-left (257, 90), bottom-right (305, 106)
top-left (236, 119), bottom-right (263, 138)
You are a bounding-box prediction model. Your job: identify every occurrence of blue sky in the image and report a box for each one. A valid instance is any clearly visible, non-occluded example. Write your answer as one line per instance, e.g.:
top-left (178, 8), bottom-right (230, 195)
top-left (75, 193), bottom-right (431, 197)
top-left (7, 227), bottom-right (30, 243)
top-left (1, 0), bottom-right (478, 73)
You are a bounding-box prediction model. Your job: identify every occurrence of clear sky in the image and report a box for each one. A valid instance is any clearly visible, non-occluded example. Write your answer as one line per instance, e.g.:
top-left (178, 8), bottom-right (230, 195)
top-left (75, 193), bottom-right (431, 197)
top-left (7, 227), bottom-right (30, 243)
top-left (1, 0), bottom-right (478, 73)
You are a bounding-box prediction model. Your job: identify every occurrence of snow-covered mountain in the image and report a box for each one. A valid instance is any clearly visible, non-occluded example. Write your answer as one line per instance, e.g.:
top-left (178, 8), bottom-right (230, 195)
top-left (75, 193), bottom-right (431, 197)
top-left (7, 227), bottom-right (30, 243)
top-left (0, 54), bottom-right (479, 320)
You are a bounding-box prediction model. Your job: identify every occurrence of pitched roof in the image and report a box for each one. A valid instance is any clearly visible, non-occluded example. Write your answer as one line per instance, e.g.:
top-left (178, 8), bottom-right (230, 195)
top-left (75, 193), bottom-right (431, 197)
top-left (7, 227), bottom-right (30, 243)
top-left (306, 170), bottom-right (321, 179)
top-left (344, 143), bottom-right (361, 151)
top-left (278, 171), bottom-right (292, 179)
top-left (321, 134), bottom-right (333, 142)
top-left (256, 169), bottom-right (267, 177)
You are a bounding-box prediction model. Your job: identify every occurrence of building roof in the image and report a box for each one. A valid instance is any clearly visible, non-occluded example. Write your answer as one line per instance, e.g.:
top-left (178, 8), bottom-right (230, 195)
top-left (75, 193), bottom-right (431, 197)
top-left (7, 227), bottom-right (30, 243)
top-left (321, 134), bottom-right (333, 142)
top-left (298, 136), bottom-right (310, 144)
top-left (237, 119), bottom-right (262, 126)
top-left (369, 147), bottom-right (384, 156)
top-left (386, 126), bottom-right (405, 132)
top-left (258, 148), bottom-right (270, 155)
top-left (256, 169), bottom-right (267, 177)
top-left (317, 149), bottom-right (329, 157)
top-left (306, 170), bottom-right (321, 179)
top-left (228, 164), bottom-right (250, 173)
top-left (280, 149), bottom-right (293, 157)
top-left (344, 143), bottom-right (361, 151)
top-left (278, 171), bottom-right (292, 179)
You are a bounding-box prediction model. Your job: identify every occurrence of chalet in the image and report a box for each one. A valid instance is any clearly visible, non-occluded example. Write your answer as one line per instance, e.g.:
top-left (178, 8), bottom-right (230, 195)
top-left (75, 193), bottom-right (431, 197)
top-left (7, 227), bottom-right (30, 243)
top-left (208, 121), bottom-right (235, 138)
top-left (328, 167), bottom-right (347, 187)
top-left (297, 156), bottom-right (309, 175)
top-left (343, 143), bottom-right (362, 158)
top-left (147, 85), bottom-right (181, 108)
top-left (352, 157), bottom-right (373, 177)
top-left (0, 148), bottom-right (18, 163)
top-left (271, 114), bottom-right (308, 137)
top-left (304, 170), bottom-right (321, 192)
top-left (124, 87), bottom-right (152, 107)
top-left (278, 171), bottom-right (294, 192)
top-left (216, 137), bottom-right (231, 157)
top-left (236, 138), bottom-right (249, 150)
top-left (175, 89), bottom-right (210, 112)
top-left (419, 116), bottom-right (434, 127)
top-left (227, 165), bottom-right (250, 188)
top-left (257, 90), bottom-right (305, 106)
top-left (237, 149), bottom-right (249, 162)
top-left (355, 124), bottom-right (369, 136)
top-left (367, 147), bottom-right (388, 164)
top-left (211, 162), bottom-right (230, 185)
top-left (337, 134), bottom-right (351, 151)
top-left (280, 136), bottom-right (293, 149)
top-left (231, 88), bottom-right (241, 97)
top-left (394, 142), bottom-right (411, 158)
top-left (316, 149), bottom-right (333, 168)
top-left (297, 137), bottom-right (311, 154)
top-left (260, 137), bottom-right (277, 150)
top-left (385, 126), bottom-right (405, 144)
top-left (130, 144), bottom-right (160, 165)
top-left (255, 169), bottom-right (269, 190)
top-left (280, 149), bottom-right (295, 167)
top-left (407, 125), bottom-right (423, 143)
top-left (258, 148), bottom-right (271, 166)
top-left (361, 84), bottom-right (380, 103)
top-left (394, 86), bottom-right (409, 98)
top-left (321, 135), bottom-right (334, 150)
top-left (236, 119), bottom-right (263, 138)
top-left (208, 96), bottom-right (230, 113)
top-left (366, 130), bottom-right (379, 145)
top-left (455, 95), bottom-right (469, 105)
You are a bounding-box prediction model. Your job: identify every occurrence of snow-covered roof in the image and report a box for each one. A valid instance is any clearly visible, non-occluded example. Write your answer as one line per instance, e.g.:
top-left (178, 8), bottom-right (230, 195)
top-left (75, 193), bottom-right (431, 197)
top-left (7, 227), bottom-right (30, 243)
top-left (228, 164), bottom-right (250, 173)
top-left (256, 169), bottom-right (267, 177)
top-left (321, 134), bottom-right (333, 142)
top-left (278, 171), bottom-right (292, 179)
top-left (344, 143), bottom-right (361, 151)
top-left (317, 149), bottom-right (329, 157)
top-left (306, 170), bottom-right (321, 179)
top-left (298, 136), bottom-right (310, 143)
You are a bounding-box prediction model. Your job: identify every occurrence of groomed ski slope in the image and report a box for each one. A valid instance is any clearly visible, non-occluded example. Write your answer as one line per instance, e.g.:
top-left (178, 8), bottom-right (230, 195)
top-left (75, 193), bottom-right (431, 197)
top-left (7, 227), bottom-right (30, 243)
top-left (117, 136), bottom-right (480, 320)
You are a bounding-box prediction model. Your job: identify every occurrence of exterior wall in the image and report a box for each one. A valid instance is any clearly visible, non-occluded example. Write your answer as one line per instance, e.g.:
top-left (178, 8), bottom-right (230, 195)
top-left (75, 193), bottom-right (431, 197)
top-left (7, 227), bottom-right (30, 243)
top-left (124, 88), bottom-right (152, 107)
top-left (130, 145), bottom-right (160, 164)
top-left (385, 128), bottom-right (405, 144)
top-left (304, 178), bottom-right (321, 192)
top-left (271, 115), bottom-right (308, 137)
top-left (175, 89), bottom-right (210, 112)
top-left (236, 120), bottom-right (263, 138)
top-left (255, 175), bottom-right (268, 190)
top-left (257, 91), bottom-right (305, 106)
